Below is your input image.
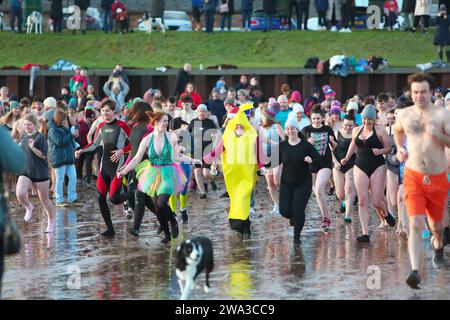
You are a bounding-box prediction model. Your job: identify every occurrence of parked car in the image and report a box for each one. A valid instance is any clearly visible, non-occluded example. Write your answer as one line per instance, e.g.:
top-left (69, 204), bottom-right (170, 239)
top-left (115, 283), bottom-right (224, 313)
top-left (138, 10), bottom-right (192, 32)
top-left (62, 6), bottom-right (103, 31)
top-left (250, 10), bottom-right (297, 31)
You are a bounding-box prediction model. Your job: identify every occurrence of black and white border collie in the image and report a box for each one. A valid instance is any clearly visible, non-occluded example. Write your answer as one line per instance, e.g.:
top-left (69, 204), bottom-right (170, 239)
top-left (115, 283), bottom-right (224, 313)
top-left (175, 236), bottom-right (214, 300)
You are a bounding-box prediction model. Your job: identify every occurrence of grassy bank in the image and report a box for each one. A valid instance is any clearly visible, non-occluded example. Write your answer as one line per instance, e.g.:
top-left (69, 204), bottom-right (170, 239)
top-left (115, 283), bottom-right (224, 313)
top-left (0, 29), bottom-right (436, 69)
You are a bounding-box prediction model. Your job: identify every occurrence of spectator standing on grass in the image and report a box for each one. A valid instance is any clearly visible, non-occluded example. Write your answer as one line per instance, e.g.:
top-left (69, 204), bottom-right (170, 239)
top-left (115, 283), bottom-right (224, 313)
top-left (192, 0), bottom-right (203, 32)
top-left (401, 0), bottom-right (416, 31)
top-left (50, 0), bottom-right (63, 33)
top-left (277, 0), bottom-right (291, 30)
top-left (101, 0), bottom-right (114, 33)
top-left (220, 0), bottom-right (234, 31)
top-left (74, 0), bottom-right (91, 34)
top-left (340, 0), bottom-right (353, 32)
top-left (204, 0), bottom-right (219, 33)
top-left (315, 0), bottom-right (328, 30)
top-left (434, 4), bottom-right (450, 64)
top-left (262, 0), bottom-right (277, 31)
top-left (384, 0), bottom-right (399, 31)
top-left (412, 0), bottom-right (431, 33)
top-left (151, 0), bottom-right (166, 25)
top-left (8, 0), bottom-right (23, 33)
top-left (241, 0), bottom-right (254, 32)
top-left (327, 0), bottom-right (342, 31)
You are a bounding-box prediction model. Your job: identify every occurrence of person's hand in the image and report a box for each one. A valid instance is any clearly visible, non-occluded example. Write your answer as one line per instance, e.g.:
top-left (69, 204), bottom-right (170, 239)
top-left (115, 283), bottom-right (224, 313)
top-left (372, 148), bottom-right (381, 156)
top-left (116, 168), bottom-right (126, 179)
top-left (71, 129), bottom-right (79, 138)
top-left (110, 149), bottom-right (124, 163)
top-left (329, 135), bottom-right (336, 145)
top-left (341, 157), bottom-right (348, 166)
top-left (75, 150), bottom-right (82, 159)
top-left (396, 147), bottom-right (408, 162)
top-left (308, 137), bottom-right (315, 144)
top-left (192, 159), bottom-right (202, 167)
top-left (28, 138), bottom-right (35, 149)
top-left (334, 162), bottom-right (341, 169)
top-left (304, 156), bottom-right (312, 164)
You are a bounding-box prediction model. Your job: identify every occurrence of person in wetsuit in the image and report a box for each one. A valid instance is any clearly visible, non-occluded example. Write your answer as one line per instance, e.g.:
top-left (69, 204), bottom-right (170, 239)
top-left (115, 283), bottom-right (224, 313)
top-left (75, 99), bottom-right (131, 237)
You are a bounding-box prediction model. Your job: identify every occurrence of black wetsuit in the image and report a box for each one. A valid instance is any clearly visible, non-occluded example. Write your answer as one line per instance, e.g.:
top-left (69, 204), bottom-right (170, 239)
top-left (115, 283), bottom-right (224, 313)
top-left (81, 119), bottom-right (131, 234)
top-left (355, 127), bottom-right (386, 178)
top-left (334, 131), bottom-right (355, 174)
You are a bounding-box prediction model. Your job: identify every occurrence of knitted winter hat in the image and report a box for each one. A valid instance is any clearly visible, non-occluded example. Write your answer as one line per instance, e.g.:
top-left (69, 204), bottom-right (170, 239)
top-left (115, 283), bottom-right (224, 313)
top-left (325, 89), bottom-right (336, 99)
top-left (262, 100), bottom-right (279, 120)
top-left (290, 90), bottom-right (302, 104)
top-left (361, 104), bottom-right (377, 121)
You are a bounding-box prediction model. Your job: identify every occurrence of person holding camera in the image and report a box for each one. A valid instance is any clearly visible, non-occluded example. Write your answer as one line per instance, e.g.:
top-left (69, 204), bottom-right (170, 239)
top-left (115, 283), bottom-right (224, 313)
top-left (434, 4), bottom-right (450, 64)
top-left (103, 76), bottom-right (129, 114)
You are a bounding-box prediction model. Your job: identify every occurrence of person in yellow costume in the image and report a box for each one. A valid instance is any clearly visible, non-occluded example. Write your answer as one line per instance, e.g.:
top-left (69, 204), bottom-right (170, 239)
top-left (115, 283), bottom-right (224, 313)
top-left (204, 103), bottom-right (263, 241)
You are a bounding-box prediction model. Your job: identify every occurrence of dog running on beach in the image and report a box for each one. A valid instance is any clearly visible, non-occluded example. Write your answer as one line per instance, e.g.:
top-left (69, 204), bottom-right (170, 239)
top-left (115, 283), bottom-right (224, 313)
top-left (175, 236), bottom-right (214, 300)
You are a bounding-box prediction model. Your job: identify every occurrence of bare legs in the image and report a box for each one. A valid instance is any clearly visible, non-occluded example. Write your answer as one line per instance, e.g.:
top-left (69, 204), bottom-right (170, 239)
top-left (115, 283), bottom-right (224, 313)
top-left (16, 176), bottom-right (55, 233)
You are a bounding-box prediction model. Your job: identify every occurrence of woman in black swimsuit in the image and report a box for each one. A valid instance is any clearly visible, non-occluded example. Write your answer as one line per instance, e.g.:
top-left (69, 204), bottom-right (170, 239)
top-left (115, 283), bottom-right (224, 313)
top-left (341, 105), bottom-right (395, 242)
top-left (332, 115), bottom-right (357, 223)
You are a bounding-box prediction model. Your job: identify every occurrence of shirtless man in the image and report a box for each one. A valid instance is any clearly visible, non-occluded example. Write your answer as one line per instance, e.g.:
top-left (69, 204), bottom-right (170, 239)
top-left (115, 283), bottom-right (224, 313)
top-left (394, 73), bottom-right (450, 289)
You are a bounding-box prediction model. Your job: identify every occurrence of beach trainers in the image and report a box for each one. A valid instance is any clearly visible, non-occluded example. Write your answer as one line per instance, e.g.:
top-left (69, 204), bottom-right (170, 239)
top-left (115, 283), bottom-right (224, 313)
top-left (357, 234), bottom-right (370, 243)
top-left (432, 246), bottom-right (445, 268)
top-left (384, 212), bottom-right (396, 227)
top-left (406, 270), bottom-right (421, 289)
top-left (123, 202), bottom-right (133, 220)
top-left (181, 209), bottom-right (188, 222)
top-left (339, 201), bottom-right (345, 213)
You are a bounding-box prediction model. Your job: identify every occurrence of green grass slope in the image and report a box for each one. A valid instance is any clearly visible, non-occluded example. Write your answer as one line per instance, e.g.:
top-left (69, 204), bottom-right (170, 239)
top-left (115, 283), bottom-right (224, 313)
top-left (0, 29), bottom-right (435, 69)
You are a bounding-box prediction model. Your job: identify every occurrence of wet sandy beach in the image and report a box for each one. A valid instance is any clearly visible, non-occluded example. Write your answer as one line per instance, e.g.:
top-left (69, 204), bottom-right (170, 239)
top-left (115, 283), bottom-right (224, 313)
top-left (2, 177), bottom-right (449, 300)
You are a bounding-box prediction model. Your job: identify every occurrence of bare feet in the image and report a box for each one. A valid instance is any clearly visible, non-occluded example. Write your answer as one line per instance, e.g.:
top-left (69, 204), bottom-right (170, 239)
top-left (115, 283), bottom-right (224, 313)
top-left (45, 219), bottom-right (54, 233)
top-left (377, 221), bottom-right (388, 229)
top-left (24, 204), bottom-right (34, 222)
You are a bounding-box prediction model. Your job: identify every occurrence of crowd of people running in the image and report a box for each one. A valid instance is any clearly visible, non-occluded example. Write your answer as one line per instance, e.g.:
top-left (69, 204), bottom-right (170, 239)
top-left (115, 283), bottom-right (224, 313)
top-left (0, 66), bottom-right (450, 292)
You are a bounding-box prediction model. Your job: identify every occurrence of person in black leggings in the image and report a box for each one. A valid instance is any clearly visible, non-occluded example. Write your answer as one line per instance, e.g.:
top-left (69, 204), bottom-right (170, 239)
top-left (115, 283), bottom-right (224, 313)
top-left (118, 112), bottom-right (201, 243)
top-left (341, 105), bottom-right (395, 242)
top-left (278, 117), bottom-right (323, 244)
top-left (75, 100), bottom-right (131, 237)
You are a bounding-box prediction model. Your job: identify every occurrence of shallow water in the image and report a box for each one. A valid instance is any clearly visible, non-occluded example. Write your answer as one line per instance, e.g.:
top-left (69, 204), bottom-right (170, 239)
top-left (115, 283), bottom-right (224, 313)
top-left (2, 177), bottom-right (449, 300)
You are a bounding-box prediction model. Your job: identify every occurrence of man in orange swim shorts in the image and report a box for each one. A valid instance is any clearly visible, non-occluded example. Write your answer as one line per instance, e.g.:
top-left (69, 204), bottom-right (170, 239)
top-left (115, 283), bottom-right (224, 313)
top-left (394, 73), bottom-right (450, 289)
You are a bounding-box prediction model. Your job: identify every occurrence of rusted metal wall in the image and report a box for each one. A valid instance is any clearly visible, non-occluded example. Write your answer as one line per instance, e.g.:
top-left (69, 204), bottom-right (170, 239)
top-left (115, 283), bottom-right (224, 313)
top-left (1, 68), bottom-right (450, 101)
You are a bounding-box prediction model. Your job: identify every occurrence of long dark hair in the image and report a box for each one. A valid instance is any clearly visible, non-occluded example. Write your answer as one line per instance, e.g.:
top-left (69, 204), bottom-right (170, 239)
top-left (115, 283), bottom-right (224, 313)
top-left (128, 101), bottom-right (153, 124)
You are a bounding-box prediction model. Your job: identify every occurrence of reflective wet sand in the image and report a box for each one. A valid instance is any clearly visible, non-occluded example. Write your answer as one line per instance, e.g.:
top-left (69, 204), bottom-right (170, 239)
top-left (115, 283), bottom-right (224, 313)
top-left (2, 178), bottom-right (449, 300)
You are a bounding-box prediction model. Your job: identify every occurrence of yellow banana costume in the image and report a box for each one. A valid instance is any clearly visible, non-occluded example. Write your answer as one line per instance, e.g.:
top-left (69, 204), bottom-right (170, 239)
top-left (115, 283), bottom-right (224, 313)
top-left (222, 103), bottom-right (258, 224)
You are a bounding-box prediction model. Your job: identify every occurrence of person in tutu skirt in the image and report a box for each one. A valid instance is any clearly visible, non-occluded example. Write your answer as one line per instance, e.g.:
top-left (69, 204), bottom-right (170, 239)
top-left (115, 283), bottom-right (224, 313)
top-left (117, 112), bottom-right (201, 243)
